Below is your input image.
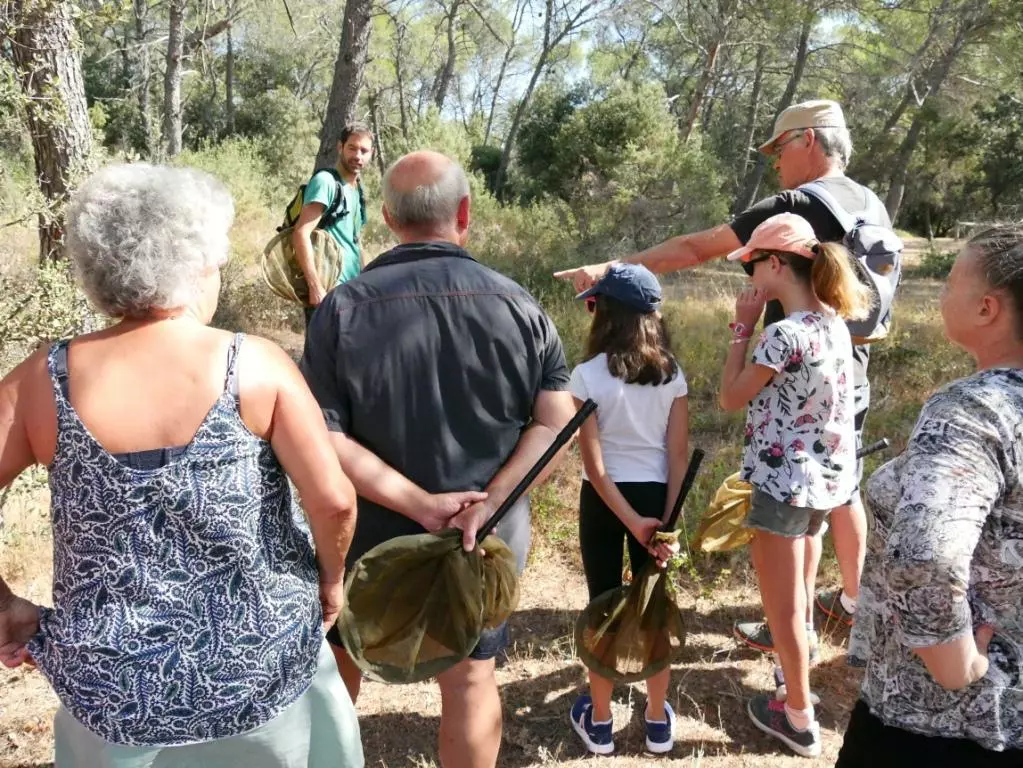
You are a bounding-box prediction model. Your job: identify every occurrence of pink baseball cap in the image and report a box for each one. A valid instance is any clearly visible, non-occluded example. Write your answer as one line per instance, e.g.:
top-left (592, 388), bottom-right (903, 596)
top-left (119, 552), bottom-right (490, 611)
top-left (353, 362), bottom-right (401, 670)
top-left (726, 213), bottom-right (819, 264)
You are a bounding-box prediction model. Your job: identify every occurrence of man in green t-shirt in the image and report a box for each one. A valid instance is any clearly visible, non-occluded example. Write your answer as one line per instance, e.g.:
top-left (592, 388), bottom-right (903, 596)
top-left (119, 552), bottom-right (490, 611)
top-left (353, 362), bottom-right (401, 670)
top-left (291, 123), bottom-right (374, 324)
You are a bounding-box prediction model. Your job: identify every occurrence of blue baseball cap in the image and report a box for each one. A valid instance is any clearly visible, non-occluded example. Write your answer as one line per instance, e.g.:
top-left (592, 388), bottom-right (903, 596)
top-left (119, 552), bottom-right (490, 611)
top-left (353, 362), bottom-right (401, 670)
top-left (576, 263), bottom-right (662, 313)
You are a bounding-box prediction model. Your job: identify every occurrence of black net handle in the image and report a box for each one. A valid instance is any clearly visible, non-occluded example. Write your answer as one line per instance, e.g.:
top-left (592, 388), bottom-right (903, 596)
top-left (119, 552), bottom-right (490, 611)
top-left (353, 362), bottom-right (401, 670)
top-left (856, 437), bottom-right (889, 459)
top-left (476, 399), bottom-right (598, 544)
top-left (660, 447), bottom-right (705, 533)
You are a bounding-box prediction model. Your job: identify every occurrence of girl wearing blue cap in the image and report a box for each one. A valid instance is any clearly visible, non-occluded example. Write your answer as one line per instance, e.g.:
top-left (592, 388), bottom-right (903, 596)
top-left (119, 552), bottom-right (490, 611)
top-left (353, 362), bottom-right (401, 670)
top-left (567, 263), bottom-right (689, 756)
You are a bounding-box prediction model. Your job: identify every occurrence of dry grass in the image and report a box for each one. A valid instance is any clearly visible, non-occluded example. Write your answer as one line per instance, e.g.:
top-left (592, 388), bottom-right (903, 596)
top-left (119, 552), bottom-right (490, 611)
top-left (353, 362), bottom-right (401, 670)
top-left (0, 238), bottom-right (968, 767)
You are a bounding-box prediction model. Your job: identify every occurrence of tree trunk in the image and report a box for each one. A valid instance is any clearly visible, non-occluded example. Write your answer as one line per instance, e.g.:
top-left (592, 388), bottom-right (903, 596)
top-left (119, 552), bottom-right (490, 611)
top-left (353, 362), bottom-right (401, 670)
top-left (733, 44), bottom-right (766, 202)
top-left (880, 0), bottom-right (952, 135)
top-left (494, 44), bottom-right (550, 199)
top-left (163, 0), bottom-right (186, 156)
top-left (368, 91), bottom-right (387, 175)
top-left (393, 19), bottom-right (411, 141)
top-left (883, 114), bottom-right (925, 223)
top-left (225, 15), bottom-right (235, 134)
top-left (315, 0), bottom-right (373, 171)
top-left (681, 41), bottom-right (720, 142)
top-left (5, 0), bottom-right (94, 262)
top-left (484, 41), bottom-right (515, 145)
top-left (493, 0), bottom-right (598, 198)
top-left (883, 8), bottom-right (984, 221)
top-left (882, 0), bottom-right (995, 221)
top-left (432, 0), bottom-right (462, 111)
top-left (733, 6), bottom-right (814, 212)
top-left (133, 0), bottom-right (153, 156)
top-left (483, 0), bottom-right (526, 145)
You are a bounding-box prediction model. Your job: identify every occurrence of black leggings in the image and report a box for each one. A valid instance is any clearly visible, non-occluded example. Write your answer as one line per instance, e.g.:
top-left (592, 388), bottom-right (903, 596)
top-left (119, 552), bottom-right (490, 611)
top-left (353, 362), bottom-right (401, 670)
top-left (837, 699), bottom-right (1022, 767)
top-left (579, 480), bottom-right (667, 601)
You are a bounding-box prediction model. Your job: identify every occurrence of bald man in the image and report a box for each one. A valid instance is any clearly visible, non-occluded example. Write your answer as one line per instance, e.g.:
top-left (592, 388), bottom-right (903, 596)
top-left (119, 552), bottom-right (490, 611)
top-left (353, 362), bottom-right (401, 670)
top-left (301, 151), bottom-right (576, 768)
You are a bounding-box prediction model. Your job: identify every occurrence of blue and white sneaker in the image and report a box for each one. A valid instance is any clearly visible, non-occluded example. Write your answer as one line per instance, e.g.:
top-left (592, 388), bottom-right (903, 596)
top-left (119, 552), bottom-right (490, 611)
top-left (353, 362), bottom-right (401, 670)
top-left (645, 702), bottom-right (676, 754)
top-left (570, 694), bottom-right (614, 755)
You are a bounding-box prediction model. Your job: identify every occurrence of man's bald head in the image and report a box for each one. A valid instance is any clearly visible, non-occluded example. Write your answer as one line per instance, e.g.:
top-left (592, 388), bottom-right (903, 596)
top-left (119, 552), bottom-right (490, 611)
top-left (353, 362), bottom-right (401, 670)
top-left (382, 151), bottom-right (471, 238)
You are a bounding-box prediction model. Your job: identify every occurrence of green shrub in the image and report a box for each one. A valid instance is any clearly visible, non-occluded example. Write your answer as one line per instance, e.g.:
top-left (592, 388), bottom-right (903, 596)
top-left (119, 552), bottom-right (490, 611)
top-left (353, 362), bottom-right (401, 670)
top-left (910, 246), bottom-right (957, 279)
top-left (0, 260), bottom-right (105, 376)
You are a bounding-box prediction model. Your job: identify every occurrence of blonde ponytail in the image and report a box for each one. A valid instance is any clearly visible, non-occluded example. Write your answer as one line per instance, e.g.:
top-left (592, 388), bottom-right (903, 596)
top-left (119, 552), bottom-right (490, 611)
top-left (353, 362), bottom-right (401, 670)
top-left (810, 242), bottom-right (872, 321)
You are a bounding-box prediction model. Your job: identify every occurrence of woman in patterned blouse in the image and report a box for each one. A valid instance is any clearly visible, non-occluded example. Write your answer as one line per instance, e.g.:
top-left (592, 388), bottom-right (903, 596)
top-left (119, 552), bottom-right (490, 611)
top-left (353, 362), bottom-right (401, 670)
top-left (0, 165), bottom-right (364, 766)
top-left (838, 225), bottom-right (1023, 767)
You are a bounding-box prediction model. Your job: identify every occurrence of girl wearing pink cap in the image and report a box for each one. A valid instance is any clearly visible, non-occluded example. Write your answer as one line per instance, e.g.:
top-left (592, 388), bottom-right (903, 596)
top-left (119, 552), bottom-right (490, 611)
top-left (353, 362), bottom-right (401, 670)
top-left (719, 212), bottom-right (871, 757)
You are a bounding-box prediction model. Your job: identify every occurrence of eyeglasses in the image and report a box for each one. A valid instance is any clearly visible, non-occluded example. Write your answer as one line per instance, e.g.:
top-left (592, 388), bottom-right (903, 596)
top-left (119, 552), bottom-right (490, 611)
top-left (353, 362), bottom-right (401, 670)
top-left (769, 130), bottom-right (805, 157)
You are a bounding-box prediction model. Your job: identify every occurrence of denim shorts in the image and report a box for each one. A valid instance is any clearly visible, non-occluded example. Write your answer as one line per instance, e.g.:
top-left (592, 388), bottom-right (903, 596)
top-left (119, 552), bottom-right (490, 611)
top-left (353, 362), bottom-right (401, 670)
top-left (745, 488), bottom-right (829, 538)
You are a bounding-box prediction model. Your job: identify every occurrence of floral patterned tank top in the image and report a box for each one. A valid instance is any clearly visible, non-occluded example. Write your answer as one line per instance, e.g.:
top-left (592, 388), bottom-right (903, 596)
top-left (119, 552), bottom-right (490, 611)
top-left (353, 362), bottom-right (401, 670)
top-left (27, 334), bottom-right (323, 746)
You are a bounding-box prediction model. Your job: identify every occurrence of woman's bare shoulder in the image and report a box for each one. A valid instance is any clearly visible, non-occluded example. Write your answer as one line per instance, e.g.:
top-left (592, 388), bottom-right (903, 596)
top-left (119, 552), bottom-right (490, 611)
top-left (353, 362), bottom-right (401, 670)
top-left (236, 333), bottom-right (301, 374)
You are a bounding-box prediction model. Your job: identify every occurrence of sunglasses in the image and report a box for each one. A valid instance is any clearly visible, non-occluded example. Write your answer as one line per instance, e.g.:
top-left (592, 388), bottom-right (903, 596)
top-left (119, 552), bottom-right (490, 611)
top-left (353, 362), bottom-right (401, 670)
top-left (585, 296), bottom-right (597, 313)
top-left (741, 253), bottom-right (772, 276)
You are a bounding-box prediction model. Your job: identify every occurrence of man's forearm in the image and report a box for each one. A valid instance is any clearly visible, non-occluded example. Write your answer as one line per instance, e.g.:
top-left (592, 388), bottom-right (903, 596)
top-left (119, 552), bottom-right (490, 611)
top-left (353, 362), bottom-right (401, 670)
top-left (329, 433), bottom-right (428, 522)
top-left (484, 422), bottom-right (570, 505)
top-left (292, 230), bottom-right (321, 287)
top-left (623, 224), bottom-right (742, 274)
top-left (623, 235), bottom-right (705, 273)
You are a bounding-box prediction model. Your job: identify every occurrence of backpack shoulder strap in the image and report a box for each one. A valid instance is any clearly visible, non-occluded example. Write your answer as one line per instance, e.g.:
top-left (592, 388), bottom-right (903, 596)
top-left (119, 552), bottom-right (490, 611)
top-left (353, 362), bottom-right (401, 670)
top-left (797, 180), bottom-right (859, 235)
top-left (314, 167), bottom-right (345, 221)
top-left (858, 184), bottom-right (892, 229)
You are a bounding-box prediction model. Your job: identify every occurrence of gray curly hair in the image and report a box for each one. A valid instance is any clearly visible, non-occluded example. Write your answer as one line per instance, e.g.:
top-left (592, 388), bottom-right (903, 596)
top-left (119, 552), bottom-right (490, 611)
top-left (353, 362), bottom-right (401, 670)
top-left (66, 163), bottom-right (234, 317)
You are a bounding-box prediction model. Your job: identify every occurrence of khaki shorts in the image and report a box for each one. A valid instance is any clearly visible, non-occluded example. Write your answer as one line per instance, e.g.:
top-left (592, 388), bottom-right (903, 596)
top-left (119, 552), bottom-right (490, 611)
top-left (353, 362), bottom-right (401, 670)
top-left (745, 488), bottom-right (829, 538)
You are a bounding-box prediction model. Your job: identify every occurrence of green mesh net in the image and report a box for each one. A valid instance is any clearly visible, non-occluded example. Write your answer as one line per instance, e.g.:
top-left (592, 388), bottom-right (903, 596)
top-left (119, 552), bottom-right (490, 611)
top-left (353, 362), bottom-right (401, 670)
top-left (338, 528), bottom-right (519, 684)
top-left (574, 448), bottom-right (704, 683)
top-left (574, 552), bottom-right (686, 683)
top-left (338, 400), bottom-right (599, 685)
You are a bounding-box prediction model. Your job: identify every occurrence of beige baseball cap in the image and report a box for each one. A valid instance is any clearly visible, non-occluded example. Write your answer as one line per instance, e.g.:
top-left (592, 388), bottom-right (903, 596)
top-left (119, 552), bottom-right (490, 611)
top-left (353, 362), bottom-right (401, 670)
top-left (758, 99), bottom-right (847, 153)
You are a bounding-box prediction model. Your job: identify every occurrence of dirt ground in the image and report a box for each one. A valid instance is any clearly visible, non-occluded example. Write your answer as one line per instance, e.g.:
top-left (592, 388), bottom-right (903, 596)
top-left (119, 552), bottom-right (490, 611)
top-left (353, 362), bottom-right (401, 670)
top-left (0, 495), bottom-right (862, 768)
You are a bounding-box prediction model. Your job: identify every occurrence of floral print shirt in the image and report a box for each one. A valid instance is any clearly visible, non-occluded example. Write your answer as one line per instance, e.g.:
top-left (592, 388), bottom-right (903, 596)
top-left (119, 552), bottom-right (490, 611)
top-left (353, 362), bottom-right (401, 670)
top-left (850, 368), bottom-right (1023, 752)
top-left (741, 310), bottom-right (856, 509)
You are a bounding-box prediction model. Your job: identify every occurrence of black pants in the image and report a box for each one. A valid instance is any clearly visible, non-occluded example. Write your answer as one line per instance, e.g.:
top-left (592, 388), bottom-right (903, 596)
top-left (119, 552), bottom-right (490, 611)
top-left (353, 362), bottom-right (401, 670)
top-left (579, 480), bottom-right (666, 601)
top-left (837, 699), bottom-right (1022, 767)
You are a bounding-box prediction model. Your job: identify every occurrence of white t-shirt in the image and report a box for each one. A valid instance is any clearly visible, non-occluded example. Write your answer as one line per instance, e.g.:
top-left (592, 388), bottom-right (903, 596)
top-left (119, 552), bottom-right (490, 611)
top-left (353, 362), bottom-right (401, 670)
top-left (741, 310), bottom-right (856, 509)
top-left (568, 353), bottom-right (688, 484)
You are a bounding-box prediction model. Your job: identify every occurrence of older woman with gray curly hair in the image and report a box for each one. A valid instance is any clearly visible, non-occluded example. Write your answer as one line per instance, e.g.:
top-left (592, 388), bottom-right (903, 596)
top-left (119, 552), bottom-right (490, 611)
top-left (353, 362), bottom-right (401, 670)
top-left (0, 164), bottom-right (364, 767)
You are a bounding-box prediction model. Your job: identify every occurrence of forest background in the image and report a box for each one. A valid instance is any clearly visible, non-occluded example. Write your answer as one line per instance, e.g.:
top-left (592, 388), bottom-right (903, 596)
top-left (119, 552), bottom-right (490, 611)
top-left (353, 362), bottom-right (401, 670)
top-left (0, 0), bottom-right (1021, 765)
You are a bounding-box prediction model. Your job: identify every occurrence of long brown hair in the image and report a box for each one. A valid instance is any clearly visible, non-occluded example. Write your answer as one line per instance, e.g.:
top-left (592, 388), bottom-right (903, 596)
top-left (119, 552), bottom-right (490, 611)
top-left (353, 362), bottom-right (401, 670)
top-left (770, 242), bottom-right (872, 320)
top-left (584, 295), bottom-right (678, 385)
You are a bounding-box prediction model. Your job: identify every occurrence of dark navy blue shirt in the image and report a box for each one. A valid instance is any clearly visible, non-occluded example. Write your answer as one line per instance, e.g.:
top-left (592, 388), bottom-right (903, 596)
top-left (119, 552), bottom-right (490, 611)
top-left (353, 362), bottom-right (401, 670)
top-left (300, 241), bottom-right (570, 562)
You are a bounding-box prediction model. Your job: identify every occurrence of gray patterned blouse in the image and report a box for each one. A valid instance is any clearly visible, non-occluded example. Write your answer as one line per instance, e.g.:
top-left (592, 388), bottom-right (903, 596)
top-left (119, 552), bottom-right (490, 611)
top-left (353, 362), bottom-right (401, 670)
top-left (849, 368), bottom-right (1023, 752)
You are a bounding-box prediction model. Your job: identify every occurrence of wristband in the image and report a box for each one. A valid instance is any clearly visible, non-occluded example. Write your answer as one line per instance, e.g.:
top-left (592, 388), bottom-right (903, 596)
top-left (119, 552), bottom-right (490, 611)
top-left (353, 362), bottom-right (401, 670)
top-left (728, 322), bottom-right (754, 340)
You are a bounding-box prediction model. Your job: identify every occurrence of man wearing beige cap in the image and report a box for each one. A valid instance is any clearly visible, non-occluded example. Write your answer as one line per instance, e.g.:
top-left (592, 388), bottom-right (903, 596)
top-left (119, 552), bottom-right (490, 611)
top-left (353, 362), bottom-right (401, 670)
top-left (555, 98), bottom-right (897, 665)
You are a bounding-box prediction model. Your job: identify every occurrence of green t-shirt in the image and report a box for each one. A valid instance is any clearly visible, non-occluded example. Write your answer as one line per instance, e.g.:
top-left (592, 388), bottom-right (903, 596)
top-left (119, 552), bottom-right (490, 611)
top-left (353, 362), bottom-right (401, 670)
top-left (303, 170), bottom-right (363, 285)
